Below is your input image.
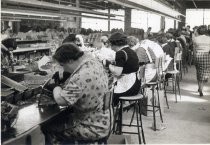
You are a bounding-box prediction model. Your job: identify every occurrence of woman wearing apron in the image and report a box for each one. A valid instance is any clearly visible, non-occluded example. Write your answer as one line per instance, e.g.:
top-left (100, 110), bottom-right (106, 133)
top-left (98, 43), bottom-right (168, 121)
top-left (103, 32), bottom-right (140, 106)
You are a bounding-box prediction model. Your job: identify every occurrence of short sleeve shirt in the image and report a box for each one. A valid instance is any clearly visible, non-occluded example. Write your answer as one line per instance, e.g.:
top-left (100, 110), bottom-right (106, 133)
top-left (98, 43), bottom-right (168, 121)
top-left (115, 47), bottom-right (139, 74)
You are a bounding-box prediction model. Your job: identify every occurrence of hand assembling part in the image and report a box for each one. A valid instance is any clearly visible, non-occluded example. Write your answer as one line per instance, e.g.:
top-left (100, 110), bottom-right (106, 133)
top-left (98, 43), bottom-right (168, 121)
top-left (102, 59), bottom-right (111, 68)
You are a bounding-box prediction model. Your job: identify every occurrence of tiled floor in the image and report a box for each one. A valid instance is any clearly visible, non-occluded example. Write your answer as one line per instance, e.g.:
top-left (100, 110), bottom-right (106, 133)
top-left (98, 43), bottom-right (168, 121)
top-left (119, 65), bottom-right (210, 144)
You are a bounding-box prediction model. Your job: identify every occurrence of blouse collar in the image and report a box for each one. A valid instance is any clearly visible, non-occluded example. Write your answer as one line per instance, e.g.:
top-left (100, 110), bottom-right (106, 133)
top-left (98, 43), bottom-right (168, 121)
top-left (118, 45), bottom-right (129, 51)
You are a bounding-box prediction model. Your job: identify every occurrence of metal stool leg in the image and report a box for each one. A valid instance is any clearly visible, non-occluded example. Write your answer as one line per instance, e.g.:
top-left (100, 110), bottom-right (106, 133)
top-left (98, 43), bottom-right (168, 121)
top-left (156, 86), bottom-right (163, 123)
top-left (174, 75), bottom-right (178, 103)
top-left (176, 74), bottom-right (181, 100)
top-left (130, 103), bottom-right (136, 126)
top-left (164, 80), bottom-right (169, 109)
top-left (152, 86), bottom-right (156, 131)
top-left (136, 103), bottom-right (142, 144)
top-left (138, 101), bottom-right (146, 144)
top-left (119, 100), bottom-right (123, 134)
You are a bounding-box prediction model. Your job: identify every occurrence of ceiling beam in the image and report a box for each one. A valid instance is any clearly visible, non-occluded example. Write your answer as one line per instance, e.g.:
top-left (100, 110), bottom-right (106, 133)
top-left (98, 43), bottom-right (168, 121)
top-left (107, 0), bottom-right (183, 20)
top-left (2, 0), bottom-right (116, 17)
top-left (185, 1), bottom-right (210, 8)
top-left (192, 0), bottom-right (198, 8)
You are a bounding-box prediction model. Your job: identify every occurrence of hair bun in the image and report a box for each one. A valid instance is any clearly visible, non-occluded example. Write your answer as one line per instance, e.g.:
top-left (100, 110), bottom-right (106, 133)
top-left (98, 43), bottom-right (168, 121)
top-left (109, 32), bottom-right (127, 42)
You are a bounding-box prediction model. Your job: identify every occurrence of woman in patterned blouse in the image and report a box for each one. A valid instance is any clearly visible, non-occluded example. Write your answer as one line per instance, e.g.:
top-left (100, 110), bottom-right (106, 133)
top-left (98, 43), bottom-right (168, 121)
top-left (41, 43), bottom-right (113, 144)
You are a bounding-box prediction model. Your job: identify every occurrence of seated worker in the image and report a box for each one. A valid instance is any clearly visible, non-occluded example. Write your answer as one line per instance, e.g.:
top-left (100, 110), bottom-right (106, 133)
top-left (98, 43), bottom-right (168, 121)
top-left (41, 43), bottom-right (112, 144)
top-left (127, 36), bottom-right (157, 83)
top-left (127, 35), bottom-right (156, 66)
top-left (103, 32), bottom-right (140, 106)
top-left (94, 35), bottom-right (115, 62)
top-left (45, 35), bottom-right (78, 91)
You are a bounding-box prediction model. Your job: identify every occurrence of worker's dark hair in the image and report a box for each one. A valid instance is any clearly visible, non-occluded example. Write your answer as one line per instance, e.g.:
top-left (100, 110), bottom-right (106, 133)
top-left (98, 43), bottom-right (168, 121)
top-left (53, 43), bottom-right (84, 64)
top-left (62, 33), bottom-right (77, 44)
top-left (109, 32), bottom-right (127, 46)
top-left (197, 25), bottom-right (207, 35)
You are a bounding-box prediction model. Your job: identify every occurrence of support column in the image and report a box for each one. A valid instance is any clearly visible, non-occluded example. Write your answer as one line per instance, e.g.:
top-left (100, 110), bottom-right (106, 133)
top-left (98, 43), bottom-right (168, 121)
top-left (174, 20), bottom-right (176, 29)
top-left (12, 21), bottom-right (20, 34)
top-left (178, 10), bottom-right (186, 29)
top-left (76, 0), bottom-right (81, 32)
top-left (124, 8), bottom-right (131, 33)
top-left (108, 8), bottom-right (111, 32)
top-left (160, 16), bottom-right (165, 30)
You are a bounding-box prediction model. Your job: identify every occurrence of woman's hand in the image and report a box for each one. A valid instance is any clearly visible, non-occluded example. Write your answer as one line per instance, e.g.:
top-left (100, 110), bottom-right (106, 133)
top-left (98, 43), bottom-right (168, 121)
top-left (53, 86), bottom-right (68, 106)
top-left (102, 59), bottom-right (111, 68)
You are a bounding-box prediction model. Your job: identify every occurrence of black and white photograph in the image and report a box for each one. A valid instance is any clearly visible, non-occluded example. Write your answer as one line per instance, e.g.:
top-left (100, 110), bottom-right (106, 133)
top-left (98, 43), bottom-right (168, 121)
top-left (1, 0), bottom-right (210, 144)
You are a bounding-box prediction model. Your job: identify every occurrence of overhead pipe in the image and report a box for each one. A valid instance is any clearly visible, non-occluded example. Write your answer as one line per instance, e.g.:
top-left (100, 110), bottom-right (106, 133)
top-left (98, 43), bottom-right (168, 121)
top-left (192, 0), bottom-right (198, 9)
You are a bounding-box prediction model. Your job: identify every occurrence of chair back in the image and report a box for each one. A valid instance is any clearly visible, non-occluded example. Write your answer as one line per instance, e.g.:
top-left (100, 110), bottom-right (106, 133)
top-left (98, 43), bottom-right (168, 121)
top-left (138, 65), bottom-right (146, 83)
top-left (155, 56), bottom-right (164, 80)
top-left (103, 90), bottom-right (114, 138)
top-left (174, 51), bottom-right (182, 71)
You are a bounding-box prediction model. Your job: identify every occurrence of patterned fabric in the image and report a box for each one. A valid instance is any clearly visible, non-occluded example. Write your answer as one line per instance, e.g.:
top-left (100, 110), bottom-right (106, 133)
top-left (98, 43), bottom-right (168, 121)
top-left (195, 52), bottom-right (210, 82)
top-left (193, 35), bottom-right (210, 52)
top-left (140, 39), bottom-right (164, 58)
top-left (42, 54), bottom-right (112, 144)
top-left (135, 46), bottom-right (156, 65)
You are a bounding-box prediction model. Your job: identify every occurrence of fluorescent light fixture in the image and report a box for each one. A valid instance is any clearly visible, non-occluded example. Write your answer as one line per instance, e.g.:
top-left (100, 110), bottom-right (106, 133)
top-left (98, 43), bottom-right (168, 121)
top-left (1, 8), bottom-right (59, 18)
top-left (127, 0), bottom-right (183, 17)
top-left (107, 0), bottom-right (184, 19)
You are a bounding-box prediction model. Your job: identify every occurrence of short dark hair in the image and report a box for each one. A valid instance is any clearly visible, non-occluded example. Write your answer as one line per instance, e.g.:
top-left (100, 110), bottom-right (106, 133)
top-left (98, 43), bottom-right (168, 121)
top-left (53, 43), bottom-right (84, 64)
top-left (62, 33), bottom-right (76, 44)
top-left (109, 32), bottom-right (127, 46)
top-left (197, 25), bottom-right (207, 35)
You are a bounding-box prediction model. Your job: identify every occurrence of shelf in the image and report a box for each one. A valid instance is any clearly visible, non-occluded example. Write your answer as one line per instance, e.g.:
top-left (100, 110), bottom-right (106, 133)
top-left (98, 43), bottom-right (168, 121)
top-left (16, 40), bottom-right (47, 45)
top-left (13, 47), bottom-right (51, 53)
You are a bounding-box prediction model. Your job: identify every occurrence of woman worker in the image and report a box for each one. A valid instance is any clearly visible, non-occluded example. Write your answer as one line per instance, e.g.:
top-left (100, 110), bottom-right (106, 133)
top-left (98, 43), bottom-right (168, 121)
top-left (41, 43), bottom-right (113, 144)
top-left (103, 32), bottom-right (140, 106)
top-left (193, 25), bottom-right (210, 96)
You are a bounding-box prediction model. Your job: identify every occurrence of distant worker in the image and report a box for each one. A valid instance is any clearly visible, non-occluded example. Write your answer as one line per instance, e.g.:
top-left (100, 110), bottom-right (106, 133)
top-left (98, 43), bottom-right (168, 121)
top-left (144, 27), bottom-right (153, 39)
top-left (193, 25), bottom-right (210, 96)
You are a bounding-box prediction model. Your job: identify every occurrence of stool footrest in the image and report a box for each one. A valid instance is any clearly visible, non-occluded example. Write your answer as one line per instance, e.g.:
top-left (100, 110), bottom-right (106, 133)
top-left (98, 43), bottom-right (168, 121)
top-left (122, 124), bottom-right (143, 128)
top-left (121, 131), bottom-right (139, 135)
top-left (147, 105), bottom-right (161, 108)
top-left (119, 95), bottom-right (144, 101)
top-left (147, 109), bottom-right (160, 112)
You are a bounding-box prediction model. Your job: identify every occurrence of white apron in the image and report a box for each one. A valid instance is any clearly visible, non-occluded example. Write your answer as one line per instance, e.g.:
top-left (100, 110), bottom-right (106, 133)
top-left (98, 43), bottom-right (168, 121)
top-left (114, 72), bottom-right (136, 94)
